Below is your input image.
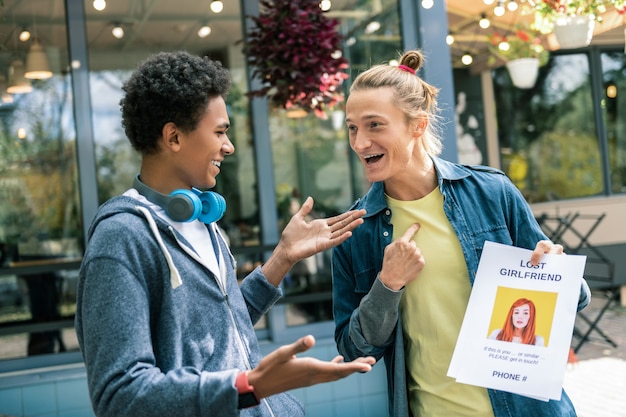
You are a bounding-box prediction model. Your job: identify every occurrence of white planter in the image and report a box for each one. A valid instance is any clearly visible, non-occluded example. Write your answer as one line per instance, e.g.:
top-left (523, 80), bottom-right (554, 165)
top-left (553, 15), bottom-right (595, 49)
top-left (506, 58), bottom-right (540, 89)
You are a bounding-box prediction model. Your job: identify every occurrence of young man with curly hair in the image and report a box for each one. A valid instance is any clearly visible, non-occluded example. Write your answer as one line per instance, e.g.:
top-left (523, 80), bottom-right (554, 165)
top-left (75, 51), bottom-right (374, 417)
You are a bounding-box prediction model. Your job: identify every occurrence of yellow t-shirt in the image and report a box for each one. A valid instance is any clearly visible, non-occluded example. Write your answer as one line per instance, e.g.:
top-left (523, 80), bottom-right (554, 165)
top-left (387, 187), bottom-right (494, 417)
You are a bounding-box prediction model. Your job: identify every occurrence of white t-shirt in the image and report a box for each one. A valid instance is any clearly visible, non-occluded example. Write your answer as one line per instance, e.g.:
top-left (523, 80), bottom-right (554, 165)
top-left (489, 329), bottom-right (545, 346)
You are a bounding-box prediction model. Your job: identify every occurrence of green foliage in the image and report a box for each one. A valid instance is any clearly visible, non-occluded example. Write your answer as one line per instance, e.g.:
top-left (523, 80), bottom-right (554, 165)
top-left (0, 77), bottom-right (81, 245)
top-left (494, 57), bottom-right (605, 203)
top-left (487, 25), bottom-right (549, 67)
top-left (534, 0), bottom-right (613, 21)
top-left (95, 137), bottom-right (141, 205)
top-left (243, 0), bottom-right (348, 118)
top-left (527, 131), bottom-right (603, 201)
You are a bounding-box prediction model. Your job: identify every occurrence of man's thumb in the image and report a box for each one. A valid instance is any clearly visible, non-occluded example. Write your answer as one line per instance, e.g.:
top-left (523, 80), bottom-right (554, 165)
top-left (291, 334), bottom-right (315, 356)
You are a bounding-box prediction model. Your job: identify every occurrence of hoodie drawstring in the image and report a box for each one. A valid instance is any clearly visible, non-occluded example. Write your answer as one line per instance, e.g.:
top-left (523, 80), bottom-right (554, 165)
top-left (135, 205), bottom-right (183, 288)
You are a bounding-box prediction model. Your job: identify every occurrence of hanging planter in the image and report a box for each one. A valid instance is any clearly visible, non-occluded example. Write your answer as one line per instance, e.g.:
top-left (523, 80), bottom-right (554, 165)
top-left (532, 1), bottom-right (618, 49)
top-left (506, 58), bottom-right (540, 89)
top-left (552, 14), bottom-right (595, 49)
top-left (488, 25), bottom-right (548, 89)
top-left (242, 0), bottom-right (348, 119)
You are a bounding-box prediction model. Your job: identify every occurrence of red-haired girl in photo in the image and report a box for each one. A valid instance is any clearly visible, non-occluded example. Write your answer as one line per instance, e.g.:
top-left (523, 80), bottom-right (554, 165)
top-left (489, 298), bottom-right (545, 346)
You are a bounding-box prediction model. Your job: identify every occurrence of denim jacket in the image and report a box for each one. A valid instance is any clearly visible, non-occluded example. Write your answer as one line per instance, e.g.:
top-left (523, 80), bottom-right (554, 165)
top-left (332, 157), bottom-right (590, 417)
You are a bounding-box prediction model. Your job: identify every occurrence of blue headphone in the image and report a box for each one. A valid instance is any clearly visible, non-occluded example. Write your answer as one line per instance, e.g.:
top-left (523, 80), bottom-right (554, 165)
top-left (133, 175), bottom-right (226, 224)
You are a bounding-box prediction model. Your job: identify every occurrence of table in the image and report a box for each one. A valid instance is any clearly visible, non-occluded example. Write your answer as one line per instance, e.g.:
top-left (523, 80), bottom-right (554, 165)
top-left (0, 258), bottom-right (82, 354)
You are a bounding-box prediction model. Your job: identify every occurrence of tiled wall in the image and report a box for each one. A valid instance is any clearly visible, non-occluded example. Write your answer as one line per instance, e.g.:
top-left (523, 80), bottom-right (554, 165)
top-left (0, 338), bottom-right (388, 417)
top-left (0, 374), bottom-right (93, 417)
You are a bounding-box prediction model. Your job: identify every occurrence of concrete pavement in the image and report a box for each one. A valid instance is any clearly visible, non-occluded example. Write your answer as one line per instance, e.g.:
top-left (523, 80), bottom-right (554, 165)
top-left (563, 289), bottom-right (626, 417)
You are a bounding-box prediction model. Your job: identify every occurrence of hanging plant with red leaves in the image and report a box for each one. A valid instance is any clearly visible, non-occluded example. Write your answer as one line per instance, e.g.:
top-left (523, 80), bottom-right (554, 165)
top-left (243, 0), bottom-right (348, 118)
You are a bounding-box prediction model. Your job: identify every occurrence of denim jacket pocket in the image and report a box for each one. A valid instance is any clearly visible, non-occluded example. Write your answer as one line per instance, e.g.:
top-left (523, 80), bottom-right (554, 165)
top-left (470, 225), bottom-right (512, 261)
top-left (354, 266), bottom-right (379, 294)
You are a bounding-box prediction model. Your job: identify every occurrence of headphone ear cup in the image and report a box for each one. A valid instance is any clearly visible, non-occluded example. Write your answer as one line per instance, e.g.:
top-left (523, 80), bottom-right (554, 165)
top-left (197, 191), bottom-right (226, 224)
top-left (168, 189), bottom-right (202, 222)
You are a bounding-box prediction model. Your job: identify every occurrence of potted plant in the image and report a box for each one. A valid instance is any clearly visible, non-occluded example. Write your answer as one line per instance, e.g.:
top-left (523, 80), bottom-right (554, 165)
top-left (614, 0), bottom-right (626, 13)
top-left (488, 25), bottom-right (549, 88)
top-left (532, 0), bottom-right (614, 48)
top-left (243, 0), bottom-right (348, 119)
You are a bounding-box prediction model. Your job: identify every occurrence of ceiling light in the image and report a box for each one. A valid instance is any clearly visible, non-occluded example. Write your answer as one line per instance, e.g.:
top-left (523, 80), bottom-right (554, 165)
top-left (607, 84), bottom-right (617, 98)
top-left (210, 0), bottom-right (224, 13)
top-left (421, 0), bottom-right (434, 9)
top-left (446, 34), bottom-right (455, 45)
top-left (461, 52), bottom-right (473, 66)
top-left (479, 14), bottom-right (491, 29)
top-left (319, 0), bottom-right (331, 11)
top-left (93, 0), bottom-right (106, 11)
top-left (507, 0), bottom-right (519, 11)
top-left (197, 25), bottom-right (212, 38)
top-left (25, 38), bottom-right (53, 79)
top-left (7, 60), bottom-right (33, 94)
top-left (364, 21), bottom-right (381, 34)
top-left (494, 3), bottom-right (506, 16)
top-left (112, 24), bottom-right (124, 39)
top-left (19, 28), bottom-right (31, 42)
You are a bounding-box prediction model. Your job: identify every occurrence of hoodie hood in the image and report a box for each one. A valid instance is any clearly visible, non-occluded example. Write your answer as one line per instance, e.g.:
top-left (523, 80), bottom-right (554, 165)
top-left (88, 195), bottom-right (183, 288)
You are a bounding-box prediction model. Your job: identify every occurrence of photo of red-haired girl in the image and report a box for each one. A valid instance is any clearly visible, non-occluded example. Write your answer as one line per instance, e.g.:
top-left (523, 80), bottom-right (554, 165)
top-left (489, 298), bottom-right (545, 346)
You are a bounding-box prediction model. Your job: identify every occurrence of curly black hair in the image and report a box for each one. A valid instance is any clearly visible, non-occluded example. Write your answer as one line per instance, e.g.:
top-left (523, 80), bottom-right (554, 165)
top-left (120, 51), bottom-right (231, 155)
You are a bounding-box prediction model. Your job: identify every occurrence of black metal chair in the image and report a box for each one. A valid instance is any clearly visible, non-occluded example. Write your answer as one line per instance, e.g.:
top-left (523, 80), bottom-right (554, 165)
top-left (535, 212), bottom-right (619, 352)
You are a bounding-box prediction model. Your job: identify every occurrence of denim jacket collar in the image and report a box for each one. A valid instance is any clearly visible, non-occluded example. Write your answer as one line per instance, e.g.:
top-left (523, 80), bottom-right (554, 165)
top-left (358, 156), bottom-right (471, 219)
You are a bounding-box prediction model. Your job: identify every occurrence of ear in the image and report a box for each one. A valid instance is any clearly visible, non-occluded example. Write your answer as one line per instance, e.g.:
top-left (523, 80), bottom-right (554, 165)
top-left (413, 114), bottom-right (428, 137)
top-left (161, 122), bottom-right (180, 151)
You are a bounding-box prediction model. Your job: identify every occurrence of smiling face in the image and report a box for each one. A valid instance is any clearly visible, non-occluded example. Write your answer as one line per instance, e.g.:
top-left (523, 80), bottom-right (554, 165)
top-left (173, 95), bottom-right (234, 190)
top-left (345, 87), bottom-right (427, 187)
top-left (512, 304), bottom-right (531, 329)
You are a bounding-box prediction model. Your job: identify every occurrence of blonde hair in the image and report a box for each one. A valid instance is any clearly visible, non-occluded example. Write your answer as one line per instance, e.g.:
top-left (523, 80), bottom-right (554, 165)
top-left (349, 50), bottom-right (443, 156)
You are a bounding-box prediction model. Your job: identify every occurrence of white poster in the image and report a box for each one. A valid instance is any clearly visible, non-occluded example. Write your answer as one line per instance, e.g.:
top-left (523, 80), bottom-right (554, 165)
top-left (448, 241), bottom-right (586, 401)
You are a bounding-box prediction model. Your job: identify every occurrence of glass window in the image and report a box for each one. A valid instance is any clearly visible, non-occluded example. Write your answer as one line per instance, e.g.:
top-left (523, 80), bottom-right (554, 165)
top-left (343, 0), bottom-right (403, 198)
top-left (83, 2), bottom-right (261, 325)
top-left (600, 50), bottom-right (626, 194)
top-left (495, 53), bottom-right (603, 203)
top-left (0, 0), bottom-right (81, 360)
top-left (0, 0), bottom-right (441, 359)
top-left (270, 0), bottom-right (403, 327)
top-left (344, 0), bottom-right (403, 78)
top-left (270, 110), bottom-right (352, 326)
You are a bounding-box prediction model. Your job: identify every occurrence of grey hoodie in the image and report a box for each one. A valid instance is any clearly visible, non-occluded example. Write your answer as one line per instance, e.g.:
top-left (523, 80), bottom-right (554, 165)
top-left (75, 196), bottom-right (305, 417)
